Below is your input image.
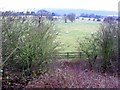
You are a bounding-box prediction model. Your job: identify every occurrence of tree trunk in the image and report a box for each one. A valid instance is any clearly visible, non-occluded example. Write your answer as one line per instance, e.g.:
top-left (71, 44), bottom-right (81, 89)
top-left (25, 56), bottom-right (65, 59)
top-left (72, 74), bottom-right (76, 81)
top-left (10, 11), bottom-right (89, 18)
top-left (65, 18), bottom-right (67, 23)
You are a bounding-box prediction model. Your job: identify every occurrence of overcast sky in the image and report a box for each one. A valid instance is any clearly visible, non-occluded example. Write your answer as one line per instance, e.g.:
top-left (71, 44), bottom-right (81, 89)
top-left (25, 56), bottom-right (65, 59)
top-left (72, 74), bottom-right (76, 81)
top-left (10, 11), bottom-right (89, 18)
top-left (0, 0), bottom-right (119, 11)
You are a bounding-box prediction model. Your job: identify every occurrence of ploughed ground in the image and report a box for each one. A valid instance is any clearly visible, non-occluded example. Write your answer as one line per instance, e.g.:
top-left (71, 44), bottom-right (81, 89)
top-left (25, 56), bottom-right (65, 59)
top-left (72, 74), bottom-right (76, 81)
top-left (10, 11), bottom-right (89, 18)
top-left (26, 59), bottom-right (118, 88)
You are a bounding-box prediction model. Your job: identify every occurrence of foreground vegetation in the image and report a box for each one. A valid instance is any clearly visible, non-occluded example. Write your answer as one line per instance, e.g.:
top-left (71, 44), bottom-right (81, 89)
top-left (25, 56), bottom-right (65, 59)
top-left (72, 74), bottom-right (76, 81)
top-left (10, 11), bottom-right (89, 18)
top-left (2, 16), bottom-right (60, 89)
top-left (78, 19), bottom-right (118, 72)
top-left (26, 60), bottom-right (118, 88)
top-left (1, 16), bottom-right (119, 89)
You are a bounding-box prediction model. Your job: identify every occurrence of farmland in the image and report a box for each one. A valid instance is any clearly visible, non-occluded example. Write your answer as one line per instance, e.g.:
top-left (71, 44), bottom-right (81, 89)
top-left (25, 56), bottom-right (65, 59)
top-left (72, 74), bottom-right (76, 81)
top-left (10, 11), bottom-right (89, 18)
top-left (55, 19), bottom-right (101, 52)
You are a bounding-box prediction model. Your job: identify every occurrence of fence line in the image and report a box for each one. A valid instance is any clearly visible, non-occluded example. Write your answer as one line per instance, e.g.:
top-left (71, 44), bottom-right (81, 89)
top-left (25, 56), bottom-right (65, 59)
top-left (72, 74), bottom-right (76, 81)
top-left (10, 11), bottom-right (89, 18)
top-left (53, 51), bottom-right (86, 59)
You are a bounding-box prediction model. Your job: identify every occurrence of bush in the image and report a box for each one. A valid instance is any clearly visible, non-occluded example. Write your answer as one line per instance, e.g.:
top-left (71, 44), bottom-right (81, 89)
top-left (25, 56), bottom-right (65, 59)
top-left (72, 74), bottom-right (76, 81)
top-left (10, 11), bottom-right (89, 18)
top-left (77, 21), bottom-right (118, 72)
top-left (96, 21), bottom-right (118, 72)
top-left (2, 16), bottom-right (59, 75)
top-left (77, 33), bottom-right (99, 69)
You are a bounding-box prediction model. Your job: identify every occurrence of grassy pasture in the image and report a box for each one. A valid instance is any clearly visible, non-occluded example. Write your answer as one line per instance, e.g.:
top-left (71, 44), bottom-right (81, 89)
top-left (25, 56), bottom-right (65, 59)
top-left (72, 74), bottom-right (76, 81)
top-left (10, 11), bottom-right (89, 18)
top-left (55, 19), bottom-right (101, 52)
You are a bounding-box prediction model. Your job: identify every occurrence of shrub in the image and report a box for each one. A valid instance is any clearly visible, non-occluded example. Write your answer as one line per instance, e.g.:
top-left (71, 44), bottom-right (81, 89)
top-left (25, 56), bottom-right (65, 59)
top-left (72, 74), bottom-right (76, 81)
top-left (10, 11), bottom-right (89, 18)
top-left (96, 21), bottom-right (118, 72)
top-left (2, 16), bottom-right (59, 75)
top-left (77, 20), bottom-right (118, 72)
top-left (77, 33), bottom-right (99, 69)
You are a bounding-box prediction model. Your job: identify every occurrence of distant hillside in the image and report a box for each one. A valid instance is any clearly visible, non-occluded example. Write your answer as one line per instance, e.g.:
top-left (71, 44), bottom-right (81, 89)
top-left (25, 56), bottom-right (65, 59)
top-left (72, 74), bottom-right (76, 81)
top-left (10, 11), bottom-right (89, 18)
top-left (34, 8), bottom-right (117, 16)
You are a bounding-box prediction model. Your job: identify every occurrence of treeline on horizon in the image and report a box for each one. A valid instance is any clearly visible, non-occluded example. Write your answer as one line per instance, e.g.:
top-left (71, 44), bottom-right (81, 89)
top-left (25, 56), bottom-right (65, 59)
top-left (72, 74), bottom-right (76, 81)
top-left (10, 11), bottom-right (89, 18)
top-left (0, 9), bottom-right (118, 19)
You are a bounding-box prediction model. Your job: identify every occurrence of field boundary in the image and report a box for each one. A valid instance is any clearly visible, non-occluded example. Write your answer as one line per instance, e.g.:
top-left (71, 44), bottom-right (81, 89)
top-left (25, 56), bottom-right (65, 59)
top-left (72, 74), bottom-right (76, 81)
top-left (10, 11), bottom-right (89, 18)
top-left (53, 51), bottom-right (86, 59)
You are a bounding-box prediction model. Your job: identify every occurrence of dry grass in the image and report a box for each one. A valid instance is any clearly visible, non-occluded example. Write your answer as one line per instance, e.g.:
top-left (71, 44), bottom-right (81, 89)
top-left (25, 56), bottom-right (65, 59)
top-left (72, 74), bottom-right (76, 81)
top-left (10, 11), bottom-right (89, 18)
top-left (26, 60), bottom-right (118, 88)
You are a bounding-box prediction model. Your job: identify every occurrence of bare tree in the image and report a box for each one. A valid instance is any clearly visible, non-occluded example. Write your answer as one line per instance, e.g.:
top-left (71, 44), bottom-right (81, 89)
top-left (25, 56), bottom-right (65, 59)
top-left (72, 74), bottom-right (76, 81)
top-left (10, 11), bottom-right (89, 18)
top-left (67, 13), bottom-right (76, 22)
top-left (64, 14), bottom-right (67, 23)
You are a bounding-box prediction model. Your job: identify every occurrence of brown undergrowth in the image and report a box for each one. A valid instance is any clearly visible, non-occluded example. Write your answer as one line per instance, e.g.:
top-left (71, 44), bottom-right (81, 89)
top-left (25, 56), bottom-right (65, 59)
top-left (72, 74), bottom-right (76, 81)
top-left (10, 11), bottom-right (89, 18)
top-left (26, 59), bottom-right (118, 88)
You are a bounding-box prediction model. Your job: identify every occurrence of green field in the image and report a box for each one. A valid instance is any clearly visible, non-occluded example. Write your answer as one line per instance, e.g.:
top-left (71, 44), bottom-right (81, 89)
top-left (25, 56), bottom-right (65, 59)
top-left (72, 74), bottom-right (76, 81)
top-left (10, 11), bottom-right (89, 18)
top-left (55, 19), bottom-right (101, 52)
